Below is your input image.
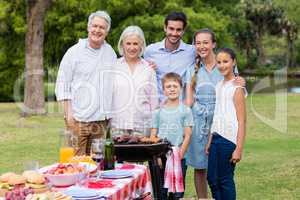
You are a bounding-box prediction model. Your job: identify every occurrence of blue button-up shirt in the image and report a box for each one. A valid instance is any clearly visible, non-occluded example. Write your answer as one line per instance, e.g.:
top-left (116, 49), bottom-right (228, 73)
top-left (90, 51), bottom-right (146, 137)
top-left (55, 39), bottom-right (117, 122)
top-left (144, 39), bottom-right (196, 102)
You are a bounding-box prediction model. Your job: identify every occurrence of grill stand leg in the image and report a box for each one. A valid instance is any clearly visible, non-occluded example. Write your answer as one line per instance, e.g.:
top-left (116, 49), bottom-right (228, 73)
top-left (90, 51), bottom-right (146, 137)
top-left (149, 156), bottom-right (164, 200)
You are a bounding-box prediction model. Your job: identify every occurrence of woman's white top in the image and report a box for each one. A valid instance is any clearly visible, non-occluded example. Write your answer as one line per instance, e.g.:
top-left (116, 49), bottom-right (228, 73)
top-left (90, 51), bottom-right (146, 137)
top-left (111, 57), bottom-right (159, 131)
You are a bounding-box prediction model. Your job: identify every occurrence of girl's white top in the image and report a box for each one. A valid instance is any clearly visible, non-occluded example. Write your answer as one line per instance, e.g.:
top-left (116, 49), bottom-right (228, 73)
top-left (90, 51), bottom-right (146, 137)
top-left (210, 79), bottom-right (246, 144)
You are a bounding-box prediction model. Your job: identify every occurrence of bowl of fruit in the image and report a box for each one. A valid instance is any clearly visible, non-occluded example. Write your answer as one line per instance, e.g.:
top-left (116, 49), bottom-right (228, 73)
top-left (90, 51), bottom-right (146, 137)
top-left (39, 163), bottom-right (95, 187)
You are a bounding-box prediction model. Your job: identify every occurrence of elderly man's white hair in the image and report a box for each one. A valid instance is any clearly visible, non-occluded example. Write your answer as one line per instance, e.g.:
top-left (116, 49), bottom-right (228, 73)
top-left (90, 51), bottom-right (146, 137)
top-left (87, 11), bottom-right (111, 32)
top-left (118, 25), bottom-right (146, 57)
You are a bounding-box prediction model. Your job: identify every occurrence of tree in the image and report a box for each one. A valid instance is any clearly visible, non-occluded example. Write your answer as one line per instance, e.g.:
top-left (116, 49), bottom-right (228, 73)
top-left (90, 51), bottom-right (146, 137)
top-left (281, 18), bottom-right (298, 67)
top-left (274, 0), bottom-right (299, 67)
top-left (237, 0), bottom-right (298, 67)
top-left (23, 0), bottom-right (52, 115)
top-left (231, 18), bottom-right (257, 69)
top-left (240, 0), bottom-right (285, 66)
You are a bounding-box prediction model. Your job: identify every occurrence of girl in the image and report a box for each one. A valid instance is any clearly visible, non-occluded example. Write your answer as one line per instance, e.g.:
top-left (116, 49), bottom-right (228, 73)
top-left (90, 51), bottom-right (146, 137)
top-left (206, 48), bottom-right (247, 200)
top-left (185, 28), bottom-right (244, 198)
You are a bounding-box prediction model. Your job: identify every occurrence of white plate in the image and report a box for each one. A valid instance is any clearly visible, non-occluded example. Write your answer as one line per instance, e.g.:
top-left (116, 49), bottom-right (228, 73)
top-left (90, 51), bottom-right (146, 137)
top-left (100, 170), bottom-right (134, 179)
top-left (63, 186), bottom-right (106, 199)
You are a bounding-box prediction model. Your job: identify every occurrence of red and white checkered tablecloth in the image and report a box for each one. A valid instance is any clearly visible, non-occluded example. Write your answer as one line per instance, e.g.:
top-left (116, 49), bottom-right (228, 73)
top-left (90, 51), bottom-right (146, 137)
top-left (52, 163), bottom-right (153, 200)
top-left (98, 163), bottom-right (153, 200)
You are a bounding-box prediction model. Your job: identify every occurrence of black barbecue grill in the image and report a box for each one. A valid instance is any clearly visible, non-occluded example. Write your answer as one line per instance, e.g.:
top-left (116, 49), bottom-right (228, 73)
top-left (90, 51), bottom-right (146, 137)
top-left (114, 141), bottom-right (171, 200)
top-left (114, 141), bottom-right (170, 162)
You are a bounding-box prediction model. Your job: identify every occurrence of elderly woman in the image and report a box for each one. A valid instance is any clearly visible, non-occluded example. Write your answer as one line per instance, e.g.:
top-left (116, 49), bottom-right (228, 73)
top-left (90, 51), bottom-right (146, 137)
top-left (111, 26), bottom-right (159, 137)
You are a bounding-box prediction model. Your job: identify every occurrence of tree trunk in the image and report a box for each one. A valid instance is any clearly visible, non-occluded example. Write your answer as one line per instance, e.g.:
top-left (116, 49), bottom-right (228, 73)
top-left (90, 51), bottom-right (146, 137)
top-left (286, 35), bottom-right (294, 68)
top-left (23, 0), bottom-right (52, 116)
top-left (255, 31), bottom-right (266, 67)
top-left (245, 40), bottom-right (253, 69)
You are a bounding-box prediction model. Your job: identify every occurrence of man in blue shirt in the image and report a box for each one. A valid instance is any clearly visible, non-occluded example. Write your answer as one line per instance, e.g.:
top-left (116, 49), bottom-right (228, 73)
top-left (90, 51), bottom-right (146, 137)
top-left (144, 11), bottom-right (196, 102)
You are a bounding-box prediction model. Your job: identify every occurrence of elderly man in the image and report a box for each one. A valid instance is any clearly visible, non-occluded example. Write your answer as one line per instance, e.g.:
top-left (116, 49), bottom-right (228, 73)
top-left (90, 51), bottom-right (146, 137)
top-left (55, 11), bottom-right (117, 155)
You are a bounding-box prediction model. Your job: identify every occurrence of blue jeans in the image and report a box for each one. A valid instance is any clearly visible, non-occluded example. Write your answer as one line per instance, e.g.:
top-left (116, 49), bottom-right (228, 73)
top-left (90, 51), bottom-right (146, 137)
top-left (207, 133), bottom-right (236, 200)
top-left (161, 158), bottom-right (187, 200)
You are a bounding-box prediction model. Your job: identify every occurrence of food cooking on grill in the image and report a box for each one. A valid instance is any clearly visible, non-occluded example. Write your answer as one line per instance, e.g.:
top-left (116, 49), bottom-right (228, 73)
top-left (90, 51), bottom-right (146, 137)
top-left (112, 134), bottom-right (162, 144)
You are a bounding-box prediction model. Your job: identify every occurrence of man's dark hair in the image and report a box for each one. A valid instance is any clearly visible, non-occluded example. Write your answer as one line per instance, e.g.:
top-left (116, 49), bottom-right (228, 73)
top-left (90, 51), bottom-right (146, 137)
top-left (164, 11), bottom-right (187, 29)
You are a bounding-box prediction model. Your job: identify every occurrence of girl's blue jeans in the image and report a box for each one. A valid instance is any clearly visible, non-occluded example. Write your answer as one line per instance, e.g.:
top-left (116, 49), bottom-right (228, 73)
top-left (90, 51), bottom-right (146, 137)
top-left (207, 133), bottom-right (236, 200)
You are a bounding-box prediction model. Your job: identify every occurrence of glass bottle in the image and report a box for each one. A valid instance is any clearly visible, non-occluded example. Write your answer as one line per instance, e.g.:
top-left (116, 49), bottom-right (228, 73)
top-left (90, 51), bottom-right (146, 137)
top-left (104, 126), bottom-right (115, 170)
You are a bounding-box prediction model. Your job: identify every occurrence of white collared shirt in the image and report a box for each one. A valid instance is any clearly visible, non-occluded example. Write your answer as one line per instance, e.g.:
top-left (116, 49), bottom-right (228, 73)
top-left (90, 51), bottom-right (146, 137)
top-left (55, 39), bottom-right (117, 122)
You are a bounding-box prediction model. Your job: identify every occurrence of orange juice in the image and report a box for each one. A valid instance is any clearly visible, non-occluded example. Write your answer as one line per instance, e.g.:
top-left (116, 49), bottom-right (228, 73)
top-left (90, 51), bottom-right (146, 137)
top-left (59, 147), bottom-right (75, 163)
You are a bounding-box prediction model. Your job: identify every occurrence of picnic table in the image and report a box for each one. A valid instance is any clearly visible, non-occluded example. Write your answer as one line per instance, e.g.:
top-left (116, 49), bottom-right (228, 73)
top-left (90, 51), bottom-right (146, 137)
top-left (51, 163), bottom-right (153, 200)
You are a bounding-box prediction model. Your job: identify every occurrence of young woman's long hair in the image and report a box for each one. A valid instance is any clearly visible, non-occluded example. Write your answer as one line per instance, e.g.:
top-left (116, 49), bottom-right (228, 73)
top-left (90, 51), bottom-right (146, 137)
top-left (191, 28), bottom-right (216, 90)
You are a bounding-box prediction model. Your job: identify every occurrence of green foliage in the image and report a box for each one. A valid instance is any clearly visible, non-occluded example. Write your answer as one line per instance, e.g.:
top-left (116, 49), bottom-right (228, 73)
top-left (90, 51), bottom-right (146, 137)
top-left (0, 0), bottom-right (26, 101)
top-left (274, 0), bottom-right (300, 66)
top-left (201, 0), bottom-right (240, 15)
top-left (44, 0), bottom-right (96, 66)
top-left (274, 0), bottom-right (300, 25)
top-left (104, 0), bottom-right (233, 53)
top-left (185, 7), bottom-right (233, 46)
top-left (42, 0), bottom-right (233, 59)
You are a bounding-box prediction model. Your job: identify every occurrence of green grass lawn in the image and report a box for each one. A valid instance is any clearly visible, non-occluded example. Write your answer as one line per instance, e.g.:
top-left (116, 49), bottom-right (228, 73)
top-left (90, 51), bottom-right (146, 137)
top-left (0, 94), bottom-right (299, 199)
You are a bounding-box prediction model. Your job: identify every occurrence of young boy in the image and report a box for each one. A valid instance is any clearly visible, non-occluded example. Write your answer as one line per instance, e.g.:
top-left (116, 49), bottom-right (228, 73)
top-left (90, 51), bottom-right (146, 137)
top-left (150, 72), bottom-right (194, 200)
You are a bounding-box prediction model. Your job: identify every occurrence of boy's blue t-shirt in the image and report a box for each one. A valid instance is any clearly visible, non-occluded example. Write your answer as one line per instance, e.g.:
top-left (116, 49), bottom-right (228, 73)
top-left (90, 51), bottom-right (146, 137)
top-left (152, 103), bottom-right (194, 146)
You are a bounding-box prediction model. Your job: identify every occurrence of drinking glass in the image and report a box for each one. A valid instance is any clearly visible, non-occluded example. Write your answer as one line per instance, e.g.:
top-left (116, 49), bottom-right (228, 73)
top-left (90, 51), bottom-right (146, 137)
top-left (90, 138), bottom-right (105, 171)
top-left (23, 160), bottom-right (39, 171)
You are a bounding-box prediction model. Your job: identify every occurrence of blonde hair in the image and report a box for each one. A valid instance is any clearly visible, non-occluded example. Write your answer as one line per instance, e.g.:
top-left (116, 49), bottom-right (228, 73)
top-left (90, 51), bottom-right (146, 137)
top-left (191, 58), bottom-right (201, 90)
top-left (191, 28), bottom-right (216, 90)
